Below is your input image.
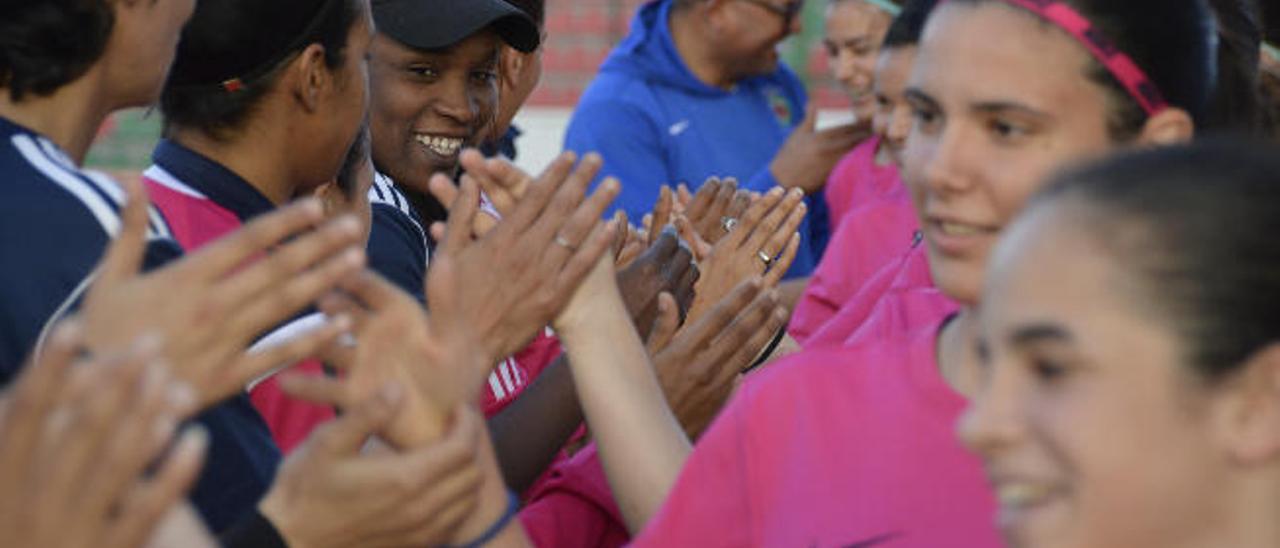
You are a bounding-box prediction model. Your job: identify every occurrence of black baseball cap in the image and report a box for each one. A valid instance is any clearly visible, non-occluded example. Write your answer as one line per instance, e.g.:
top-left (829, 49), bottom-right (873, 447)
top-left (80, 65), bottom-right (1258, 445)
top-left (372, 0), bottom-right (541, 53)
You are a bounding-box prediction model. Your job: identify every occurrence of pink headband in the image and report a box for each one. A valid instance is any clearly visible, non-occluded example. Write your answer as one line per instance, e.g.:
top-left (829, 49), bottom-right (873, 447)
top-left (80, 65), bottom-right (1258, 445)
top-left (969, 0), bottom-right (1170, 116)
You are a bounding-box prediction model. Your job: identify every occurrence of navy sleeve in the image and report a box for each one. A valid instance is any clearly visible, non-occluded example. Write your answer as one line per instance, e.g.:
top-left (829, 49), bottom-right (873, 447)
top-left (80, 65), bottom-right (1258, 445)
top-left (366, 203), bottom-right (428, 304)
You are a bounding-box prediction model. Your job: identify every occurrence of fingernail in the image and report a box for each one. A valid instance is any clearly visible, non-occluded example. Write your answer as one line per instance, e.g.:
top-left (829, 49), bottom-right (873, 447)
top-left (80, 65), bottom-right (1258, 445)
top-left (332, 314), bottom-right (353, 331)
top-left (300, 198), bottom-right (324, 216)
top-left (335, 215), bottom-right (361, 234)
top-left (153, 415), bottom-right (178, 443)
top-left (134, 332), bottom-right (164, 357)
top-left (167, 380), bottom-right (196, 412)
top-left (378, 382), bottom-right (403, 404)
top-left (768, 187), bottom-right (784, 197)
top-left (341, 248), bottom-right (365, 267)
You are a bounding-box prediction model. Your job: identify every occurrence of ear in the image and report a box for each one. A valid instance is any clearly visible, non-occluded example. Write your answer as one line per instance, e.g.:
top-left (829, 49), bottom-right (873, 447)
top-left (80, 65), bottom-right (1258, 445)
top-left (312, 181), bottom-right (343, 216)
top-left (1135, 108), bottom-right (1195, 146)
top-left (499, 47), bottom-right (525, 91)
top-left (290, 43), bottom-right (334, 114)
top-left (1214, 344), bottom-right (1280, 465)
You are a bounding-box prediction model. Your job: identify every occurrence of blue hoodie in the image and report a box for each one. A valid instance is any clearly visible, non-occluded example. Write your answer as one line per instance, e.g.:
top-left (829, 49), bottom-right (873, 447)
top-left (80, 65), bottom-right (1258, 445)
top-left (564, 0), bottom-right (830, 277)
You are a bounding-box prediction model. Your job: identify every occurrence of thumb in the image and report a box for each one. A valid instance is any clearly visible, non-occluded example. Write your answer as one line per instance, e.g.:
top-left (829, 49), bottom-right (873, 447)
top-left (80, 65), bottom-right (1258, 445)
top-left (309, 383), bottom-right (403, 455)
top-left (645, 292), bottom-right (680, 355)
top-left (801, 104), bottom-right (817, 132)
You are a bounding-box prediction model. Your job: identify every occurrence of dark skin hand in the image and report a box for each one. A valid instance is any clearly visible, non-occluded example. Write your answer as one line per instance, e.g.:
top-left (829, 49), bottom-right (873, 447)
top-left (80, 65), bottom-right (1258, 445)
top-left (424, 153), bottom-right (699, 493)
top-left (488, 230), bottom-right (698, 492)
top-left (616, 230), bottom-right (699, 337)
top-left (645, 279), bottom-right (790, 439)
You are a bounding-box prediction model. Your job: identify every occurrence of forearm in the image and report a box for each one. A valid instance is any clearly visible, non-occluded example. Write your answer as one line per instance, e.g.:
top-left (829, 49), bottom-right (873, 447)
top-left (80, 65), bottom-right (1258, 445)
top-left (557, 286), bottom-right (690, 533)
top-left (487, 355), bottom-right (584, 493)
top-left (459, 431), bottom-right (533, 548)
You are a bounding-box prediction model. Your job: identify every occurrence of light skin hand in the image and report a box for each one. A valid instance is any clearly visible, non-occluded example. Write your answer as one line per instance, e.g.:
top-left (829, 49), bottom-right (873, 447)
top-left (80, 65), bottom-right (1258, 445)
top-left (78, 178), bottom-right (362, 409)
top-left (0, 322), bottom-right (208, 548)
top-left (770, 104), bottom-right (873, 193)
top-left (259, 387), bottom-right (490, 548)
top-left (423, 152), bottom-right (620, 366)
top-left (553, 256), bottom-right (690, 532)
top-left (686, 186), bottom-right (805, 327)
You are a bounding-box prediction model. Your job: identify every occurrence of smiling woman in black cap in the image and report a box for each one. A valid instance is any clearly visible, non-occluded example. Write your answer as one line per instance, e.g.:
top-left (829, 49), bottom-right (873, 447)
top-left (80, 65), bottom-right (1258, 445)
top-left (363, 0), bottom-right (584, 494)
top-left (368, 0), bottom-right (539, 224)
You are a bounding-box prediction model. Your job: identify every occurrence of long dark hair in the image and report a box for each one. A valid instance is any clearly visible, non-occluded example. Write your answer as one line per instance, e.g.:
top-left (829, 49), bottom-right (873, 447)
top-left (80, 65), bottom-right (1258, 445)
top-left (160, 0), bottom-right (362, 140)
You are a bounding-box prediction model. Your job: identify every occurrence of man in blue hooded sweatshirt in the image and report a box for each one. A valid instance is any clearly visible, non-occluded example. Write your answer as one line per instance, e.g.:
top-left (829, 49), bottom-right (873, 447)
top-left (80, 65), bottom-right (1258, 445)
top-left (564, 0), bottom-right (868, 279)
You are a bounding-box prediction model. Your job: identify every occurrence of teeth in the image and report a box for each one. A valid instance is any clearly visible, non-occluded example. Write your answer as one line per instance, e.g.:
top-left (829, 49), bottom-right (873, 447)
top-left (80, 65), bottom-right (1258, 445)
top-left (938, 221), bottom-right (986, 237)
top-left (996, 483), bottom-right (1054, 508)
top-left (415, 135), bottom-right (463, 156)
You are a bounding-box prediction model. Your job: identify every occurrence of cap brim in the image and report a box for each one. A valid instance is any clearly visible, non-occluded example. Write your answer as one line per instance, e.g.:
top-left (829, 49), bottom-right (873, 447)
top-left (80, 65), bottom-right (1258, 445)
top-left (373, 0), bottom-right (540, 53)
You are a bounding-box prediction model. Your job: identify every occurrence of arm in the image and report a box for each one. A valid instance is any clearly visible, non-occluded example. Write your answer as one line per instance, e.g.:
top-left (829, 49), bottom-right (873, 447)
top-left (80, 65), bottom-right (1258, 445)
top-left (553, 257), bottom-right (691, 532)
top-left (489, 230), bottom-right (699, 493)
top-left (629, 384), bottom-right (755, 547)
top-left (487, 354), bottom-right (583, 493)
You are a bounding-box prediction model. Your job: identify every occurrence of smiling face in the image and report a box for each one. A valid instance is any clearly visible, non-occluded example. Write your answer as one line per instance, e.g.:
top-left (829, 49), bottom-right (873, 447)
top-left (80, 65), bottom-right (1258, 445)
top-left (871, 45), bottom-right (916, 166)
top-left (959, 201), bottom-right (1239, 548)
top-left (900, 2), bottom-right (1115, 304)
top-left (368, 30), bottom-right (501, 195)
top-left (824, 0), bottom-right (891, 120)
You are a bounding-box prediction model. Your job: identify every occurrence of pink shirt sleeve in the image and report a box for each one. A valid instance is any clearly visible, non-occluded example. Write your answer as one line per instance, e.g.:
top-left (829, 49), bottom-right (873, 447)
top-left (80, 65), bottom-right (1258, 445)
top-left (519, 444), bottom-right (630, 547)
top-left (631, 387), bottom-right (756, 547)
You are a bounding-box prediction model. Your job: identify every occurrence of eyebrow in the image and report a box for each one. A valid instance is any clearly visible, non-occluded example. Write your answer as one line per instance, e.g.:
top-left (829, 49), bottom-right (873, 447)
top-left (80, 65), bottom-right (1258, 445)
top-left (971, 101), bottom-right (1052, 122)
top-left (1008, 324), bottom-right (1074, 346)
top-left (826, 37), bottom-right (876, 47)
top-left (903, 88), bottom-right (938, 108)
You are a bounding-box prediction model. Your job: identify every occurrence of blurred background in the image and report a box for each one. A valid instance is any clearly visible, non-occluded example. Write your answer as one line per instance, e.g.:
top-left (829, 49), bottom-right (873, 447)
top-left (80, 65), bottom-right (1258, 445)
top-left (87, 0), bottom-right (853, 179)
top-left (87, 0), bottom-right (1280, 178)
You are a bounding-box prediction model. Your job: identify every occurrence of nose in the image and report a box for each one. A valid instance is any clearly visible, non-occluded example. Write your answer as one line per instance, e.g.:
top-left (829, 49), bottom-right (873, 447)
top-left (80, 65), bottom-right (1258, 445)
top-left (915, 120), bottom-right (975, 196)
top-left (433, 75), bottom-right (477, 127)
top-left (887, 103), bottom-right (913, 144)
top-left (833, 49), bottom-right (857, 84)
top-left (957, 360), bottom-right (1025, 459)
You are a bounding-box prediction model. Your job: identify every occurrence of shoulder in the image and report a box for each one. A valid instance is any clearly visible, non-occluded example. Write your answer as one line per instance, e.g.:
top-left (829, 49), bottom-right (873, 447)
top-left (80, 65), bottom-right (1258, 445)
top-left (368, 174), bottom-right (428, 246)
top-left (573, 78), bottom-right (666, 130)
top-left (741, 339), bottom-right (912, 409)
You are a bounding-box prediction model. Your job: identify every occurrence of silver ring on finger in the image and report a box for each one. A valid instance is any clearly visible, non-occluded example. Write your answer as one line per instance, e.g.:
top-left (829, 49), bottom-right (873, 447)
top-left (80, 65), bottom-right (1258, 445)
top-left (554, 234), bottom-right (577, 252)
top-left (757, 250), bottom-right (773, 267)
top-left (721, 216), bottom-right (738, 232)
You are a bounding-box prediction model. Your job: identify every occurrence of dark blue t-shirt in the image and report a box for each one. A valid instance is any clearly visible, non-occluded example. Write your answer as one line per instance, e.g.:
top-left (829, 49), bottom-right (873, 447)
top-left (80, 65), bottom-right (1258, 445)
top-left (0, 117), bottom-right (280, 533)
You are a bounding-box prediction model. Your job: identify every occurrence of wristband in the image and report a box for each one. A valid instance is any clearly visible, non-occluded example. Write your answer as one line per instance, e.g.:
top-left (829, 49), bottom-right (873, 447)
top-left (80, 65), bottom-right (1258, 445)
top-left (219, 509), bottom-right (288, 548)
top-left (744, 325), bottom-right (787, 373)
top-left (437, 490), bottom-right (520, 548)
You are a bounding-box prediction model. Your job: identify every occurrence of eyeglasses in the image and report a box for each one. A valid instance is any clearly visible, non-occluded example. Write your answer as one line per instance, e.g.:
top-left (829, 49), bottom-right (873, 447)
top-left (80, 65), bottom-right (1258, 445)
top-left (735, 0), bottom-right (805, 30)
